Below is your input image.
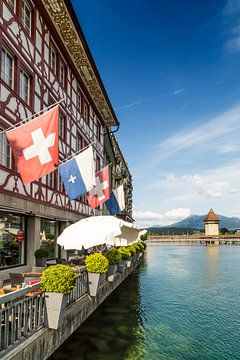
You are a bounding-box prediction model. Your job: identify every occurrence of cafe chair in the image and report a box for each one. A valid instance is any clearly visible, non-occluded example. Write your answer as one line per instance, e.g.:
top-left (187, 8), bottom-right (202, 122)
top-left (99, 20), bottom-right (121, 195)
top-left (9, 272), bottom-right (24, 287)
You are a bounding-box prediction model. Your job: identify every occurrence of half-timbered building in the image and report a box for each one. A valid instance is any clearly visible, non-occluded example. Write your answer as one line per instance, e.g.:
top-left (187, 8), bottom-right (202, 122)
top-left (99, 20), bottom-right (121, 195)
top-left (0, 0), bottom-right (132, 279)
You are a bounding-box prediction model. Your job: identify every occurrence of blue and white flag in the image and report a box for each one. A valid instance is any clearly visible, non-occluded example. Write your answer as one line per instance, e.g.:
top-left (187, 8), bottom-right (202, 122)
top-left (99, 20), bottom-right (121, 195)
top-left (106, 185), bottom-right (125, 215)
top-left (59, 146), bottom-right (96, 200)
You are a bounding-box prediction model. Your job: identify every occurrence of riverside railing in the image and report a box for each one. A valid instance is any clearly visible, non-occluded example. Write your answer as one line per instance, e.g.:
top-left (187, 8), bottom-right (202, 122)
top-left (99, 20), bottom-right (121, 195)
top-left (0, 269), bottom-right (89, 353)
top-left (0, 283), bottom-right (44, 351)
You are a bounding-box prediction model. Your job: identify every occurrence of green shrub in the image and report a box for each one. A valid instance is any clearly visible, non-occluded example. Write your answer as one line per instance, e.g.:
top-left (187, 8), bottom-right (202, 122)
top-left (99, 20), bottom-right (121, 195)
top-left (85, 253), bottom-right (109, 273)
top-left (34, 248), bottom-right (49, 258)
top-left (128, 244), bottom-right (137, 256)
top-left (136, 242), bottom-right (145, 252)
top-left (104, 248), bottom-right (122, 265)
top-left (40, 264), bottom-right (77, 294)
top-left (118, 247), bottom-right (131, 260)
top-left (140, 232), bottom-right (149, 241)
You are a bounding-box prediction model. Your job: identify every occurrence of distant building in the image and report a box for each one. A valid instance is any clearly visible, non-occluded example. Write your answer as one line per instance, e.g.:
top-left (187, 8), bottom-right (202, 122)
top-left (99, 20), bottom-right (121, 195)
top-left (204, 209), bottom-right (220, 236)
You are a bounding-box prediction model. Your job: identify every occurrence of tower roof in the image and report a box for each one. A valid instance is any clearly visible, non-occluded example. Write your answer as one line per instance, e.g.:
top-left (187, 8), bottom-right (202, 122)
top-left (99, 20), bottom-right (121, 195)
top-left (204, 209), bottom-right (219, 223)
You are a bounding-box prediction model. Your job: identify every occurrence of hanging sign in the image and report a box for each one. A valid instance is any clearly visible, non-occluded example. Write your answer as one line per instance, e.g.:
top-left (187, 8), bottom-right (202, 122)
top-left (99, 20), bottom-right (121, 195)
top-left (17, 230), bottom-right (25, 243)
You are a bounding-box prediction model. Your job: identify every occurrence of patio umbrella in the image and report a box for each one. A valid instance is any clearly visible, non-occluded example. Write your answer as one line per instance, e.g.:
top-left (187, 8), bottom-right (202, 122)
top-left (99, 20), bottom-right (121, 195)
top-left (57, 215), bottom-right (139, 250)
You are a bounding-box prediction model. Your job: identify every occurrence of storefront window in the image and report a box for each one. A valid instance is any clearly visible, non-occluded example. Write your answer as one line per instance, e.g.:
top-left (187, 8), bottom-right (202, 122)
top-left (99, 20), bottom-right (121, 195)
top-left (40, 219), bottom-right (57, 259)
top-left (0, 212), bottom-right (25, 269)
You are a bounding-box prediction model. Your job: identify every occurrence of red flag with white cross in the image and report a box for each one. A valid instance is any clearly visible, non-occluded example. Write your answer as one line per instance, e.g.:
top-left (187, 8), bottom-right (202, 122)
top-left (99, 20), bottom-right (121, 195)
top-left (86, 166), bottom-right (110, 208)
top-left (6, 106), bottom-right (59, 184)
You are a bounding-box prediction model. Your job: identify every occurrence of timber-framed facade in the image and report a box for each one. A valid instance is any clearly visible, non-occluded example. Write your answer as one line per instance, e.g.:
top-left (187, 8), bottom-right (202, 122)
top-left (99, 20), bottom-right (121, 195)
top-left (0, 0), bottom-right (132, 280)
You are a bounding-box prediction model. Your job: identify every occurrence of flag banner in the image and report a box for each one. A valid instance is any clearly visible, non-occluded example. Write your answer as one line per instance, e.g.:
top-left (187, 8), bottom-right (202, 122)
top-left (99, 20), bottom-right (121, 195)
top-left (59, 146), bottom-right (96, 200)
top-left (86, 166), bottom-right (110, 208)
top-left (105, 184), bottom-right (125, 215)
top-left (6, 105), bottom-right (59, 184)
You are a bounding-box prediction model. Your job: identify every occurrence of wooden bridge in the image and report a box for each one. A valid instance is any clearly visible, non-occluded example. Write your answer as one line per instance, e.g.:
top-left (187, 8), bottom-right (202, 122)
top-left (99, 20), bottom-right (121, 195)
top-left (148, 234), bottom-right (240, 245)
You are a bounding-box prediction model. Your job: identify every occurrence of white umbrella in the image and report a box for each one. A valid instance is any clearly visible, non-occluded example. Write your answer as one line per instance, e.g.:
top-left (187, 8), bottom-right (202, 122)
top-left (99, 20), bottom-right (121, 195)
top-left (57, 216), bottom-right (139, 250)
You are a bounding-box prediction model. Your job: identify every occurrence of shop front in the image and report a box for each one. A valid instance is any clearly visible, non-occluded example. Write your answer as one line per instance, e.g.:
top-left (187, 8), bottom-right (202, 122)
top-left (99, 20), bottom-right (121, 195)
top-left (0, 212), bottom-right (26, 270)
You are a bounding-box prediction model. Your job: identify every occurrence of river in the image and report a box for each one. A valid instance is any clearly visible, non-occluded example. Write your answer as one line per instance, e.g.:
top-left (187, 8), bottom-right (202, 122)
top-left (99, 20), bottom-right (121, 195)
top-left (50, 245), bottom-right (240, 360)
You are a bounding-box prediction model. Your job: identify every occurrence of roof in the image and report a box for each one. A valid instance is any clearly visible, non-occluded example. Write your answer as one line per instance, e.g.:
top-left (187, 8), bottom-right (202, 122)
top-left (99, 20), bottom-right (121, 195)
top-left (42, 0), bottom-right (119, 127)
top-left (204, 209), bottom-right (220, 223)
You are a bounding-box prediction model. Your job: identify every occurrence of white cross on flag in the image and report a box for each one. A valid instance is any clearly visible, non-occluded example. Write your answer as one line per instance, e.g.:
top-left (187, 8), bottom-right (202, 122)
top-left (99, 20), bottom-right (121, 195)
top-left (6, 105), bottom-right (59, 184)
top-left (86, 166), bottom-right (110, 208)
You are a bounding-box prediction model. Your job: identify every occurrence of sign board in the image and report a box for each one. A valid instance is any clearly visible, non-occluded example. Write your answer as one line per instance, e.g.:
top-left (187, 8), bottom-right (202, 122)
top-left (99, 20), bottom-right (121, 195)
top-left (17, 230), bottom-right (25, 243)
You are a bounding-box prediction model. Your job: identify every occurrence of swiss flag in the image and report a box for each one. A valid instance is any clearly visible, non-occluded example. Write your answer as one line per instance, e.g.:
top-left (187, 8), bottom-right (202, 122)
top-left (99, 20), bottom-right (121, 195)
top-left (87, 166), bottom-right (110, 208)
top-left (6, 105), bottom-right (59, 184)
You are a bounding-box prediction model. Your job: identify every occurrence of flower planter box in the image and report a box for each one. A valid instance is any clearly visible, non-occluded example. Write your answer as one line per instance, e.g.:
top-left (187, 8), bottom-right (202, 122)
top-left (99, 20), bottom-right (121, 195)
top-left (44, 292), bottom-right (68, 329)
top-left (88, 272), bottom-right (106, 296)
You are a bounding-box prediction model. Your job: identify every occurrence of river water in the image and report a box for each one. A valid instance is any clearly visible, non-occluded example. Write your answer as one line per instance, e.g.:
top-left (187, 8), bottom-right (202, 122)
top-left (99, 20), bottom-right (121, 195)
top-left (50, 245), bottom-right (240, 360)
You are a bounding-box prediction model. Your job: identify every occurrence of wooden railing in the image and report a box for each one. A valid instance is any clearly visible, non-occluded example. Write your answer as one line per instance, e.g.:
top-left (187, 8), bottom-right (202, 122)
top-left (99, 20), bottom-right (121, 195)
top-left (0, 270), bottom-right (89, 352)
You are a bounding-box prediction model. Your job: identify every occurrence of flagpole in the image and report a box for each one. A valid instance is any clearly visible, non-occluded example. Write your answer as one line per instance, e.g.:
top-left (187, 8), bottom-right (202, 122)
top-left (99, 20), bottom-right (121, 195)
top-left (0, 99), bottom-right (64, 134)
top-left (57, 141), bottom-right (96, 166)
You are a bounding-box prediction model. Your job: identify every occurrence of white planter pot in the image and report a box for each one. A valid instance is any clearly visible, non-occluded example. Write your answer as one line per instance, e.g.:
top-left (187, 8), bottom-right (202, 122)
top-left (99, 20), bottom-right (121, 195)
top-left (126, 259), bottom-right (132, 267)
top-left (88, 272), bottom-right (106, 296)
top-left (44, 292), bottom-right (68, 329)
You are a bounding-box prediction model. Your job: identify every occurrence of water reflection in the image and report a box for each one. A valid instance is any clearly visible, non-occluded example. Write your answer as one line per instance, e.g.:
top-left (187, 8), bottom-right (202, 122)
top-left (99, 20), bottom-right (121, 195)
top-left (50, 267), bottom-right (145, 360)
top-left (205, 245), bottom-right (220, 281)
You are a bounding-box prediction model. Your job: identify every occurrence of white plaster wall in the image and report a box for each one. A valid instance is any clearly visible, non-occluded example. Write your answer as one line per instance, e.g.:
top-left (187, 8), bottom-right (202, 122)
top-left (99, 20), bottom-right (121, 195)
top-left (205, 223), bottom-right (219, 236)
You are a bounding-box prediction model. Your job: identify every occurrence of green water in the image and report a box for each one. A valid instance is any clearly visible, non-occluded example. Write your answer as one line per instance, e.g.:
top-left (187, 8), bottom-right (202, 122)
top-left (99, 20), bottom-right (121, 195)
top-left (50, 245), bottom-right (240, 360)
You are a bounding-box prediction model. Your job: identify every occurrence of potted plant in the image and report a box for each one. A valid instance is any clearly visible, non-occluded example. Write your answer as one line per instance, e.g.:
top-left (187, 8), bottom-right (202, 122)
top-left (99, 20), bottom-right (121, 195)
top-left (85, 253), bottom-right (109, 296)
top-left (137, 241), bottom-right (145, 257)
top-left (118, 247), bottom-right (132, 267)
top-left (40, 264), bottom-right (77, 329)
top-left (128, 244), bottom-right (137, 261)
top-left (104, 248), bottom-right (122, 277)
top-left (34, 248), bottom-right (49, 267)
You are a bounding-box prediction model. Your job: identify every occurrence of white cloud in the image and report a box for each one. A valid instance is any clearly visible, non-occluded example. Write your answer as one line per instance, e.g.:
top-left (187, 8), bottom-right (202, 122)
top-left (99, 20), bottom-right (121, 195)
top-left (153, 104), bottom-right (240, 163)
top-left (173, 88), bottom-right (185, 96)
top-left (133, 208), bottom-right (190, 227)
top-left (115, 99), bottom-right (147, 110)
top-left (223, 0), bottom-right (240, 16)
top-left (223, 0), bottom-right (240, 51)
top-left (183, 175), bottom-right (229, 198)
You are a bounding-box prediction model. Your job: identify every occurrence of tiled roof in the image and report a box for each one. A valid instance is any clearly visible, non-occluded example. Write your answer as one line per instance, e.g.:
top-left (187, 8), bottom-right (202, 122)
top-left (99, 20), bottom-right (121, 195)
top-left (204, 209), bottom-right (219, 222)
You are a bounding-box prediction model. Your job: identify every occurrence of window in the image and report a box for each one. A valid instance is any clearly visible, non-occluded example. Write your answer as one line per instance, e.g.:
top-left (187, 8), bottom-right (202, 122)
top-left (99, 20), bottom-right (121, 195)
top-left (76, 133), bottom-right (83, 151)
top-left (0, 212), bottom-right (25, 269)
top-left (60, 62), bottom-right (65, 86)
top-left (50, 45), bottom-right (57, 75)
top-left (1, 48), bottom-right (14, 88)
top-left (96, 156), bottom-right (100, 172)
top-left (20, 69), bottom-right (30, 104)
top-left (6, 0), bottom-right (15, 11)
top-left (76, 87), bottom-right (82, 113)
top-left (83, 102), bottom-right (89, 123)
top-left (21, 0), bottom-right (32, 35)
top-left (59, 114), bottom-right (66, 139)
top-left (0, 131), bottom-right (10, 167)
top-left (46, 172), bottom-right (54, 188)
top-left (96, 121), bottom-right (101, 140)
top-left (40, 219), bottom-right (57, 259)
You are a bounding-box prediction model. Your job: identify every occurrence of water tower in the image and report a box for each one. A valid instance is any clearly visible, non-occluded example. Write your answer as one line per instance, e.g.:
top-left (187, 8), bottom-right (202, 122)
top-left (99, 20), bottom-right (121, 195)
top-left (204, 209), bottom-right (220, 243)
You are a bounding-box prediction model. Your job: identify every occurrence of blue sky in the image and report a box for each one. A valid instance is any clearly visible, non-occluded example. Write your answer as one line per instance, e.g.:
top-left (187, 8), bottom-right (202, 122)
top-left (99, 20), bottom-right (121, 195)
top-left (72, 0), bottom-right (240, 226)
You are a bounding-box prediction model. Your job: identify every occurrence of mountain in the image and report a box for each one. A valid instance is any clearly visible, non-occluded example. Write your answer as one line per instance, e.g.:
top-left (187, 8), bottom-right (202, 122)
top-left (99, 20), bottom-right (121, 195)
top-left (168, 214), bottom-right (240, 230)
